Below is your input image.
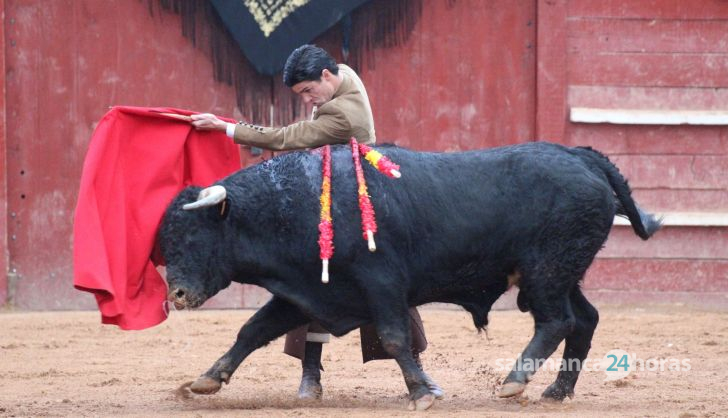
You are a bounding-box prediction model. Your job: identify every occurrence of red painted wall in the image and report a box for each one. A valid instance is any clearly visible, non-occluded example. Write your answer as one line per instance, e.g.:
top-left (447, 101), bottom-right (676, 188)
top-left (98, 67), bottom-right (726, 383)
top-left (360, 1), bottom-right (536, 151)
top-left (3, 0), bottom-right (726, 310)
top-left (0, 0), bottom-right (8, 307)
top-left (1, 0), bottom-right (538, 309)
top-left (560, 0), bottom-right (728, 211)
top-left (312, 0), bottom-right (536, 151)
top-left (537, 0), bottom-right (728, 298)
top-left (3, 0), bottom-right (247, 309)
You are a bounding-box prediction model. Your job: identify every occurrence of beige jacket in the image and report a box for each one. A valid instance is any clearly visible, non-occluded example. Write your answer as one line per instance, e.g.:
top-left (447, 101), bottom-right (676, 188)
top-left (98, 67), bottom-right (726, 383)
top-left (232, 64), bottom-right (376, 150)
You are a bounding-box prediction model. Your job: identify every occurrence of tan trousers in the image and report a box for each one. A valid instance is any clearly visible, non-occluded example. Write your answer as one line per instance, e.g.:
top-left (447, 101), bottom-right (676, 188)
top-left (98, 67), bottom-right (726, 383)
top-left (283, 308), bottom-right (428, 363)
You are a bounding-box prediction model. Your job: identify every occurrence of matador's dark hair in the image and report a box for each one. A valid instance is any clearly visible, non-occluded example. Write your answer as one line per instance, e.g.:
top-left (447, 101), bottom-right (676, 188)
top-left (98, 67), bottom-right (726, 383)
top-left (283, 44), bottom-right (339, 87)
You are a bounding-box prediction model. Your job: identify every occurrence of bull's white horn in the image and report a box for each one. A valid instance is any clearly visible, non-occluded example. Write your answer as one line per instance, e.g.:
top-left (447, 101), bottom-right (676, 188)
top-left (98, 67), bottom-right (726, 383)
top-left (183, 185), bottom-right (227, 210)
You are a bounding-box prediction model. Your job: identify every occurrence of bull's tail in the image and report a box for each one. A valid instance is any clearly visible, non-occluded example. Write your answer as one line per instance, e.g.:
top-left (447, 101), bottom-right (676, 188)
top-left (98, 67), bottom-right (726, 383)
top-left (572, 146), bottom-right (662, 240)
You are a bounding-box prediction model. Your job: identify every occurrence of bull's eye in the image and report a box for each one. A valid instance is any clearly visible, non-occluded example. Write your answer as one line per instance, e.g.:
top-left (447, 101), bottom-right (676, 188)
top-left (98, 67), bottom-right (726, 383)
top-left (175, 289), bottom-right (185, 299)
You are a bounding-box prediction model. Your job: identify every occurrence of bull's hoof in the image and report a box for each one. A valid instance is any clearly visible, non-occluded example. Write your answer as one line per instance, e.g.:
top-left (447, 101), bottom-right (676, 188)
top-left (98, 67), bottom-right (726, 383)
top-left (541, 382), bottom-right (574, 402)
top-left (423, 374), bottom-right (445, 400)
top-left (498, 381), bottom-right (526, 398)
top-left (428, 383), bottom-right (445, 400)
top-left (297, 378), bottom-right (322, 400)
top-left (189, 375), bottom-right (222, 394)
top-left (407, 393), bottom-right (436, 411)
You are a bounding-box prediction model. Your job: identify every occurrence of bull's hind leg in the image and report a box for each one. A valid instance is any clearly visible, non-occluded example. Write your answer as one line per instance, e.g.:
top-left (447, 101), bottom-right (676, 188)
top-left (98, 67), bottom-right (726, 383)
top-left (498, 276), bottom-right (576, 398)
top-left (190, 296), bottom-right (309, 394)
top-left (542, 287), bottom-right (599, 401)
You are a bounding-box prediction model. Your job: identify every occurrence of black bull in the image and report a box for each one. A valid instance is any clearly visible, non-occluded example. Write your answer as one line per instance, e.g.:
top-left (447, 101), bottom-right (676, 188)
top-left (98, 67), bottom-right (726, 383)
top-left (159, 142), bottom-right (661, 409)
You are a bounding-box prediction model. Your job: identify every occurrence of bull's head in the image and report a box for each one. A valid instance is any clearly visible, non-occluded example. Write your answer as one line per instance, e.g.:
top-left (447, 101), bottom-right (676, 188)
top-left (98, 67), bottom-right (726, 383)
top-left (159, 185), bottom-right (232, 309)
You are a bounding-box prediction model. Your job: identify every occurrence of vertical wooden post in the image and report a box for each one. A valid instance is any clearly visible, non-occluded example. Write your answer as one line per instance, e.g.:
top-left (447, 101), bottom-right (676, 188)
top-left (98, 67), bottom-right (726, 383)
top-left (536, 0), bottom-right (569, 142)
top-left (0, 0), bottom-right (9, 306)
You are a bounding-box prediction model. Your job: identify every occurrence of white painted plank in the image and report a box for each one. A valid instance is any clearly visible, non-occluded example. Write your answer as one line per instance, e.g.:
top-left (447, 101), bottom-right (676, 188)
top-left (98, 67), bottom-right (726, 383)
top-left (614, 212), bottom-right (728, 227)
top-left (571, 107), bottom-right (728, 125)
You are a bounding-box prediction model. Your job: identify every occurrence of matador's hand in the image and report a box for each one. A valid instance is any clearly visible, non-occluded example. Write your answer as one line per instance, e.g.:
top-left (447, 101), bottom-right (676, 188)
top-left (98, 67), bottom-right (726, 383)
top-left (190, 113), bottom-right (228, 131)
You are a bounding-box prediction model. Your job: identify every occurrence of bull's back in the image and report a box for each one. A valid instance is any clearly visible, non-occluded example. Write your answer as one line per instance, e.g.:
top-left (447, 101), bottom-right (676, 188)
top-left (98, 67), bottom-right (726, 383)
top-left (247, 143), bottom-right (616, 274)
top-left (366, 144), bottom-right (616, 266)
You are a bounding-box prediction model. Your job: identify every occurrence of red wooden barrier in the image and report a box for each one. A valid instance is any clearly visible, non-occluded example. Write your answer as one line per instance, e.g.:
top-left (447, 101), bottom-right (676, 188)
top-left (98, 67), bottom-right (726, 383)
top-left (2, 0), bottom-right (727, 309)
top-left (0, 0), bottom-right (8, 307)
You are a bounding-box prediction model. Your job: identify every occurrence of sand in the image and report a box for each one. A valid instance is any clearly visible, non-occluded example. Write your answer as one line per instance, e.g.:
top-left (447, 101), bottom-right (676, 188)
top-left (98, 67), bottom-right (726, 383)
top-left (1, 304), bottom-right (726, 417)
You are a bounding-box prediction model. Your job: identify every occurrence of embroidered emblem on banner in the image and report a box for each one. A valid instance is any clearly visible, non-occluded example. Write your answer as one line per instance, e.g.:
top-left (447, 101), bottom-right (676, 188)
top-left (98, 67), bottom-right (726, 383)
top-left (244, 0), bottom-right (310, 37)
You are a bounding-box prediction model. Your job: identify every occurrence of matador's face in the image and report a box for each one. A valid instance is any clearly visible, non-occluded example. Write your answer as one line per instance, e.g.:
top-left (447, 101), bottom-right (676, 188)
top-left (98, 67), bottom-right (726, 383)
top-left (291, 69), bottom-right (339, 107)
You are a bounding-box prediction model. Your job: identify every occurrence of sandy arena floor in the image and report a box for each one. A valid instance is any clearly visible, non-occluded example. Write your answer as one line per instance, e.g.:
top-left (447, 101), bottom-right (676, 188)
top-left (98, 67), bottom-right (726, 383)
top-left (1, 304), bottom-right (726, 417)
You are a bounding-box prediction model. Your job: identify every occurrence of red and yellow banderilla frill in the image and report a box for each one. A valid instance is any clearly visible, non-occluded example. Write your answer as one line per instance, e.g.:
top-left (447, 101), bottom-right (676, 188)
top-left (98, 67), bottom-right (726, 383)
top-left (350, 138), bottom-right (378, 252)
top-left (358, 143), bottom-right (401, 178)
top-left (318, 145), bottom-right (333, 283)
top-left (318, 141), bottom-right (402, 282)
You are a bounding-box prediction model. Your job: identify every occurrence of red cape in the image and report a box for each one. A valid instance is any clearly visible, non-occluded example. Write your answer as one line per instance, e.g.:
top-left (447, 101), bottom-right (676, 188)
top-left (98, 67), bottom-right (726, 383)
top-left (73, 106), bottom-right (240, 330)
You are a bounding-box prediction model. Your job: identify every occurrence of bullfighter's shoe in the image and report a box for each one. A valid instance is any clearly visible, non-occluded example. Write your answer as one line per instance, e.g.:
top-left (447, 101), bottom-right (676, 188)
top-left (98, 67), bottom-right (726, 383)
top-left (297, 341), bottom-right (323, 400)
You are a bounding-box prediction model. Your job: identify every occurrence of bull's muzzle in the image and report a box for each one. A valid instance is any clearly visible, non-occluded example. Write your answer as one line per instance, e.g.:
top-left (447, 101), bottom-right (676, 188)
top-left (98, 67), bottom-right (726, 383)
top-left (168, 287), bottom-right (190, 310)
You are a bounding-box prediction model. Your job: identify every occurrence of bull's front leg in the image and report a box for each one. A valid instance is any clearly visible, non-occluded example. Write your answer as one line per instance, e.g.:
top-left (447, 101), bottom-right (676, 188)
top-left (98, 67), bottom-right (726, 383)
top-left (190, 296), bottom-right (309, 394)
top-left (375, 318), bottom-right (436, 410)
top-left (364, 295), bottom-right (436, 410)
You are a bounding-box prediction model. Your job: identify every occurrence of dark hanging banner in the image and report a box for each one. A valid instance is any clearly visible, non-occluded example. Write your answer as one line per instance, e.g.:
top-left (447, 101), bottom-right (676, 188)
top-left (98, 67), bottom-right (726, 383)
top-left (152, 0), bottom-right (421, 126)
top-left (209, 0), bottom-right (370, 76)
